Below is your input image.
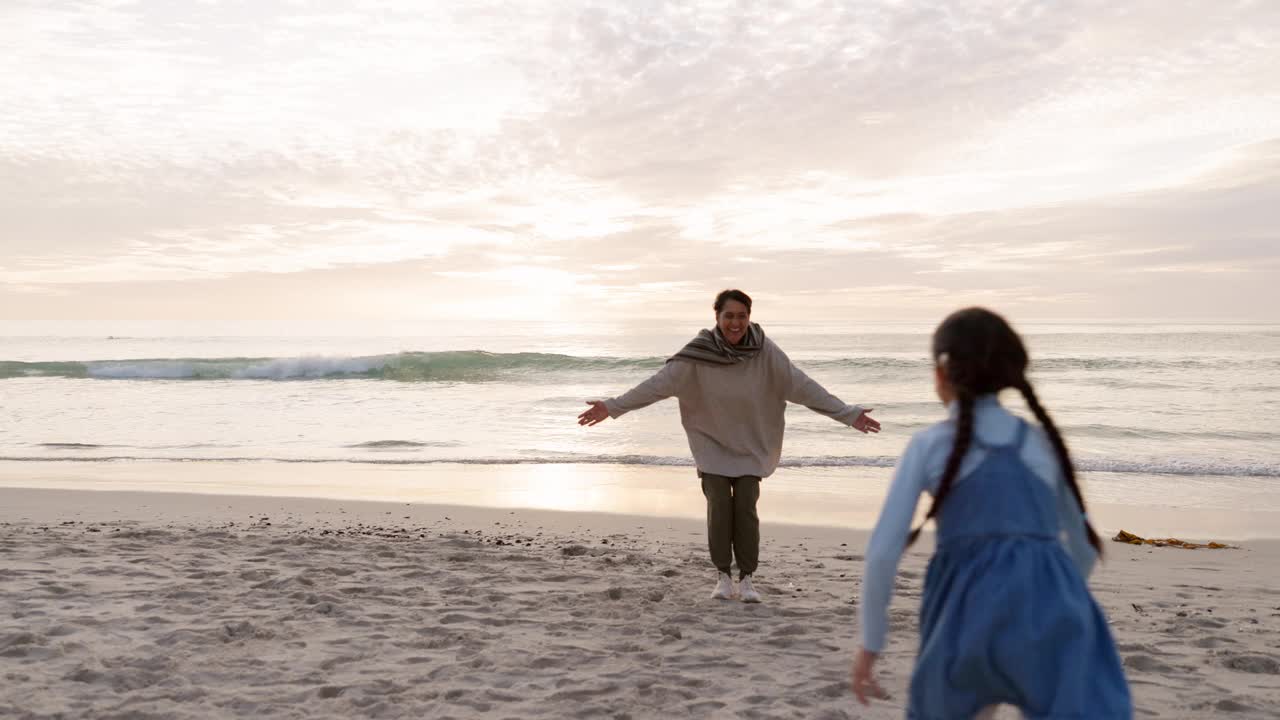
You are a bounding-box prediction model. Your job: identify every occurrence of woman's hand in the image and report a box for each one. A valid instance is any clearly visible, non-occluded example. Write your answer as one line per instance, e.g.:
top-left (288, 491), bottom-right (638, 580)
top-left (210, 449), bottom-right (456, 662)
top-left (853, 409), bottom-right (880, 434)
top-left (850, 647), bottom-right (888, 705)
top-left (577, 400), bottom-right (610, 426)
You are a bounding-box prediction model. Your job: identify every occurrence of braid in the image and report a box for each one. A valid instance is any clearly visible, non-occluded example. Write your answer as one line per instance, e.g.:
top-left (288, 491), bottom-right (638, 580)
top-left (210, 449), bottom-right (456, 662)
top-left (1017, 379), bottom-right (1104, 554)
top-left (907, 393), bottom-right (976, 547)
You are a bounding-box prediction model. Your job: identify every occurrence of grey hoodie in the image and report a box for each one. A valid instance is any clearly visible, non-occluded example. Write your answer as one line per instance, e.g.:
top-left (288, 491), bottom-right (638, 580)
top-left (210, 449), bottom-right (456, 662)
top-left (604, 338), bottom-right (864, 478)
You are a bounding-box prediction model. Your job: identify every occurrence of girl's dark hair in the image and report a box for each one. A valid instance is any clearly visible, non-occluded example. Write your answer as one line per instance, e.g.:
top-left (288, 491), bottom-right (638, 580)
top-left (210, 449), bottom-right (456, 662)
top-left (905, 307), bottom-right (1103, 554)
top-left (713, 289), bottom-right (752, 314)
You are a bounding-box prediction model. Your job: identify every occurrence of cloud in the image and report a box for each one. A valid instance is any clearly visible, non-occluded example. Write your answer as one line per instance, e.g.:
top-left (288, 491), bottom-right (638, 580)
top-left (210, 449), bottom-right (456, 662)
top-left (534, 1), bottom-right (1280, 203)
top-left (0, 0), bottom-right (1277, 322)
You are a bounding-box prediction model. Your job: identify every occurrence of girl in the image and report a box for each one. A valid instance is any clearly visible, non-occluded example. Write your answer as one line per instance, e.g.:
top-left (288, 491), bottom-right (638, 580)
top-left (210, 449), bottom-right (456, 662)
top-left (851, 308), bottom-right (1131, 719)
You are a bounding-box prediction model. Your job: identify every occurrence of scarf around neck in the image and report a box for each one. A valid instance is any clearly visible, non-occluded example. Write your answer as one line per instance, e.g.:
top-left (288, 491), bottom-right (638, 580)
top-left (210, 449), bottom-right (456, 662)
top-left (668, 322), bottom-right (766, 366)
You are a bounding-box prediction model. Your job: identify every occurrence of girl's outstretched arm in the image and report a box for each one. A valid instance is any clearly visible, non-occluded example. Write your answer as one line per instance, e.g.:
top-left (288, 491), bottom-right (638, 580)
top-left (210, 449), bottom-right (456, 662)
top-left (859, 433), bottom-right (929, 653)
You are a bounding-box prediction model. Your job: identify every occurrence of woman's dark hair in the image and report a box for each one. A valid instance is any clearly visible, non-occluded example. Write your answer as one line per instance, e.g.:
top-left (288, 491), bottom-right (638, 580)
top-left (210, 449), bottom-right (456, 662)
top-left (713, 289), bottom-right (752, 314)
top-left (905, 307), bottom-right (1103, 554)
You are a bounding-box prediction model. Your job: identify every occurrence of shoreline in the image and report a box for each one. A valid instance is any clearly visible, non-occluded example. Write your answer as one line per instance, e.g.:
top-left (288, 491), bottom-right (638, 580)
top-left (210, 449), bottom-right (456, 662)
top-left (2, 460), bottom-right (1278, 541)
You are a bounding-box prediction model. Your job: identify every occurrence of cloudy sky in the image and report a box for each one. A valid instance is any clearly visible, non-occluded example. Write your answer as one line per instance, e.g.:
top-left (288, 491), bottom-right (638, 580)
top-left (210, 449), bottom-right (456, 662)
top-left (2, 0), bottom-right (1278, 326)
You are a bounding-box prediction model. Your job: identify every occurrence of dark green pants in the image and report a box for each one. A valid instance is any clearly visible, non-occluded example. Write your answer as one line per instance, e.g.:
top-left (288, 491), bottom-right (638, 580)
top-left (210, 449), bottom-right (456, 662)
top-left (700, 471), bottom-right (761, 579)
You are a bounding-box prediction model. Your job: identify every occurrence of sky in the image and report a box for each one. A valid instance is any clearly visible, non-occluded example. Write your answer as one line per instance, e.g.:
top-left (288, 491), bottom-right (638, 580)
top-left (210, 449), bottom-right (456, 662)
top-left (2, 0), bottom-right (1278, 327)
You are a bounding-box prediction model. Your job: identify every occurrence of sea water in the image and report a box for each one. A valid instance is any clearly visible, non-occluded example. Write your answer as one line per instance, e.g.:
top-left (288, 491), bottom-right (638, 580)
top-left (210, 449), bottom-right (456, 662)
top-left (2, 321), bottom-right (1277, 524)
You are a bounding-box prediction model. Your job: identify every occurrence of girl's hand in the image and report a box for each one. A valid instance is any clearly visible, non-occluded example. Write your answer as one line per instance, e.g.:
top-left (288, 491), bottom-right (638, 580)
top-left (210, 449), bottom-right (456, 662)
top-left (850, 647), bottom-right (888, 705)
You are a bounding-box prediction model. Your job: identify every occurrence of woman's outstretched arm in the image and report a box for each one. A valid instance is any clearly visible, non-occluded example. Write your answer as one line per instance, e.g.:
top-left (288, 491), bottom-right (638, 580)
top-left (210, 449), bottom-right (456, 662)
top-left (578, 361), bottom-right (691, 426)
top-left (775, 343), bottom-right (880, 433)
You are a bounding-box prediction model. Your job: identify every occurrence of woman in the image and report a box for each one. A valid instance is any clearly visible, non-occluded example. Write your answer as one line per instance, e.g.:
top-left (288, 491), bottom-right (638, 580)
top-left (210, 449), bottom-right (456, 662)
top-left (578, 289), bottom-right (879, 603)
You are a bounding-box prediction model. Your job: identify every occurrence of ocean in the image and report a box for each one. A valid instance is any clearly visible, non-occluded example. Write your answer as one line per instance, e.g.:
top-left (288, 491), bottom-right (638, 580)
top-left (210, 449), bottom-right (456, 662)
top-left (2, 321), bottom-right (1278, 529)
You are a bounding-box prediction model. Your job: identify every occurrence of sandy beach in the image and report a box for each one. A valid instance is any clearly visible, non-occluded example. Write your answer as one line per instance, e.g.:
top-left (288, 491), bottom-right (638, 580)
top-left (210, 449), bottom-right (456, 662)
top-left (2, 485), bottom-right (1278, 719)
top-left (6, 0), bottom-right (1279, 716)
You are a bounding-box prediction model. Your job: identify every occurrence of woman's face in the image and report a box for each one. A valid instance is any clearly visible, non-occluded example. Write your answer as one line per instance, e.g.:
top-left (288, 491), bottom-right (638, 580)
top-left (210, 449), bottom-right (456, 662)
top-left (716, 299), bottom-right (750, 345)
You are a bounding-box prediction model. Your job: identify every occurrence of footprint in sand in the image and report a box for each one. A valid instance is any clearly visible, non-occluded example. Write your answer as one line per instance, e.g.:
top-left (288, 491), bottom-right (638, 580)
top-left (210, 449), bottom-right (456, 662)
top-left (815, 682), bottom-right (848, 699)
top-left (1123, 654), bottom-right (1176, 673)
top-left (1220, 654), bottom-right (1280, 674)
top-left (222, 621), bottom-right (274, 641)
top-left (664, 613), bottom-right (700, 625)
top-left (770, 623), bottom-right (810, 637)
top-left (1193, 636), bottom-right (1237, 648)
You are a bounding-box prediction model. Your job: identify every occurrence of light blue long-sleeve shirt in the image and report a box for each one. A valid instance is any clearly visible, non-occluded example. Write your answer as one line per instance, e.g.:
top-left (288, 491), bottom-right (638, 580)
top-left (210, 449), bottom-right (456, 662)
top-left (858, 394), bottom-right (1097, 653)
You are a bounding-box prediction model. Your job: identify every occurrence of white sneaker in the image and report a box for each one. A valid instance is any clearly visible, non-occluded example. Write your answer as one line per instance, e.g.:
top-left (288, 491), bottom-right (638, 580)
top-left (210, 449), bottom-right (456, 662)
top-left (738, 575), bottom-right (762, 603)
top-left (711, 572), bottom-right (735, 600)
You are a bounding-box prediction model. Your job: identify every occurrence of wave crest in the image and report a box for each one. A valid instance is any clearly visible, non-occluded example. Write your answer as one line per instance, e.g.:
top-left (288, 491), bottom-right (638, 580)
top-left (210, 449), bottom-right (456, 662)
top-left (0, 352), bottom-right (659, 382)
top-left (2, 351), bottom-right (1276, 382)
